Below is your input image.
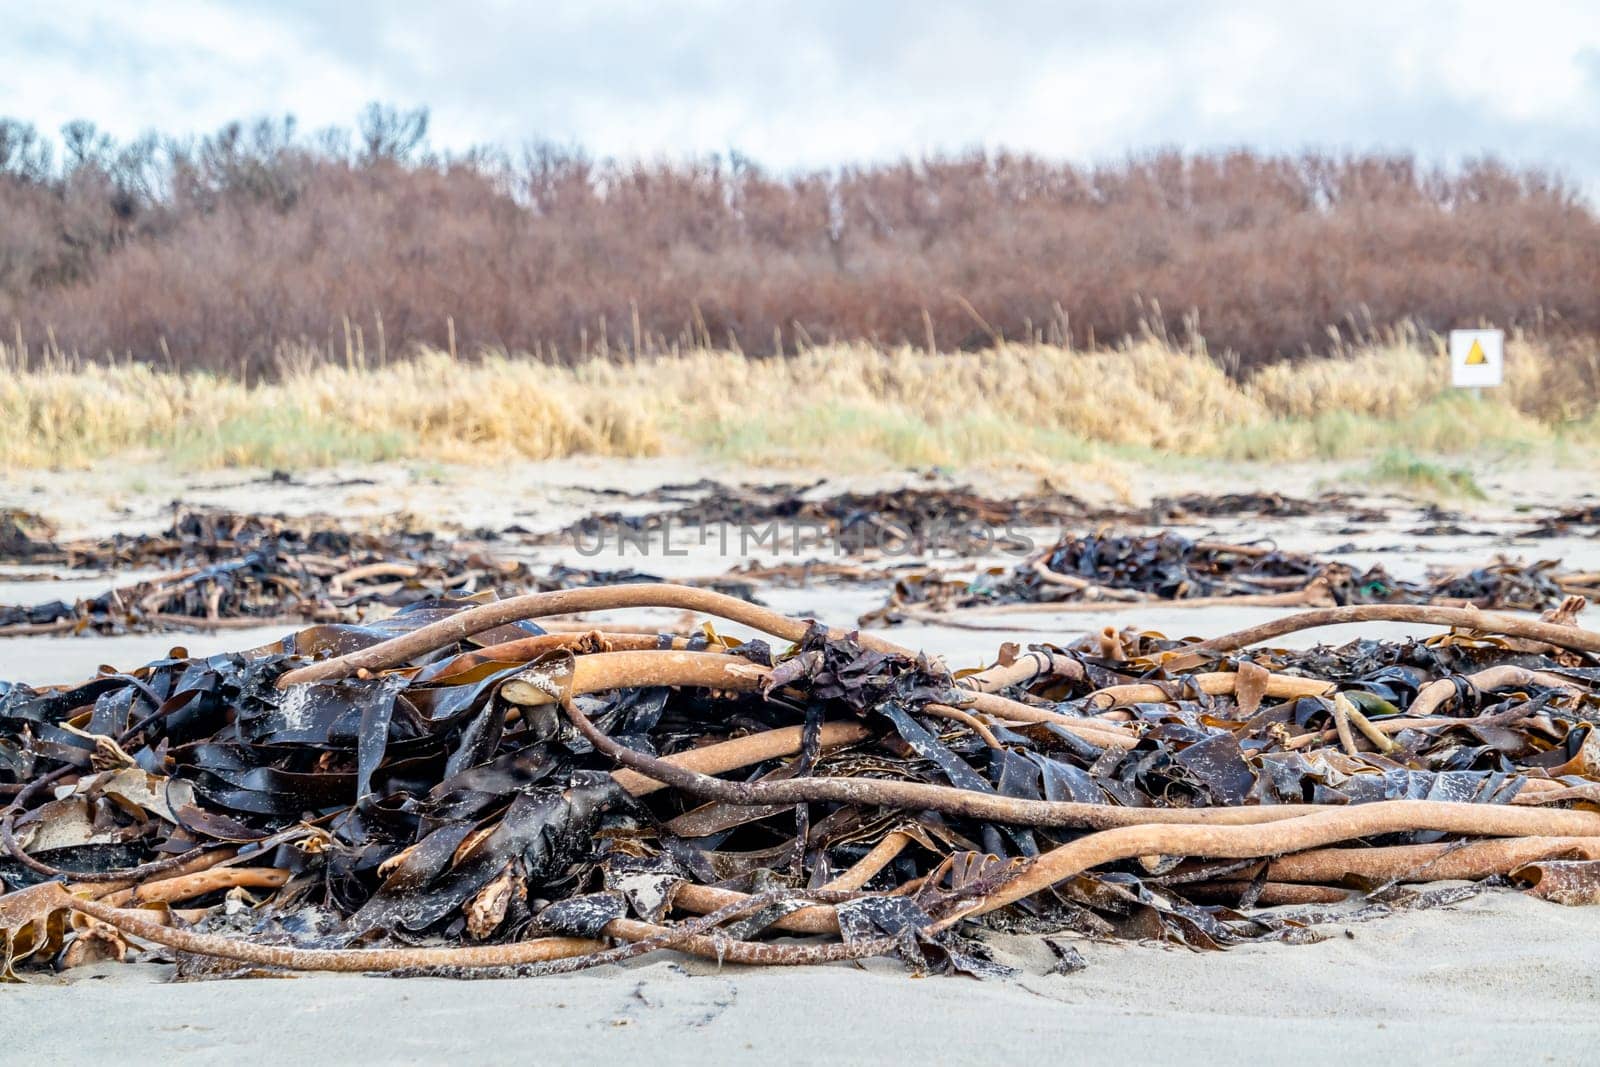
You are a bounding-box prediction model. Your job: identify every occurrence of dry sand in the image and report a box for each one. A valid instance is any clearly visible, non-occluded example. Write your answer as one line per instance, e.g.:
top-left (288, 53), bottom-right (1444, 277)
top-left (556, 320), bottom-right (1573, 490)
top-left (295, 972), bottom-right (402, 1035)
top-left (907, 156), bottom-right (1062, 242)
top-left (9, 892), bottom-right (1600, 1065)
top-left (5, 456), bottom-right (1600, 1064)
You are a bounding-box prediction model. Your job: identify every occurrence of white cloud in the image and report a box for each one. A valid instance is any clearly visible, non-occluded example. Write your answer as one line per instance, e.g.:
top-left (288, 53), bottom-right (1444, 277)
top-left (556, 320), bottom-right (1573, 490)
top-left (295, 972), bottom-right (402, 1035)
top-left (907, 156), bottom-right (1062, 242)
top-left (4, 0), bottom-right (1599, 192)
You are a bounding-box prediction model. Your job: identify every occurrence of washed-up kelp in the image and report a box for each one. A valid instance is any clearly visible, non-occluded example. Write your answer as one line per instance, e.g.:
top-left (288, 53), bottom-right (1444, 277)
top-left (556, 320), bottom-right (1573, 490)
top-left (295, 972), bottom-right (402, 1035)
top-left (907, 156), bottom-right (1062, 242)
top-left (549, 483), bottom-right (1437, 558)
top-left (5, 582), bottom-right (1600, 979)
top-left (1141, 491), bottom-right (1363, 523)
top-left (549, 481), bottom-right (1096, 555)
top-left (0, 562), bottom-right (758, 638)
top-left (0, 510), bottom-right (59, 562)
top-left (1526, 504), bottom-right (1600, 539)
top-left (865, 531), bottom-right (1600, 625)
top-left (0, 508), bottom-right (459, 572)
top-left (0, 508), bottom-right (757, 636)
top-left (0, 555), bottom-right (731, 637)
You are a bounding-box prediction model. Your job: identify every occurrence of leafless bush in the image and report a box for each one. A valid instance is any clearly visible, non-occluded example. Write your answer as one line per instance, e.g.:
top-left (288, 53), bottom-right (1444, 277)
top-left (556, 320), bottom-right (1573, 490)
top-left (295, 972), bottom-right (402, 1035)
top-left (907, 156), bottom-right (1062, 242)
top-left (1, 107), bottom-right (1596, 376)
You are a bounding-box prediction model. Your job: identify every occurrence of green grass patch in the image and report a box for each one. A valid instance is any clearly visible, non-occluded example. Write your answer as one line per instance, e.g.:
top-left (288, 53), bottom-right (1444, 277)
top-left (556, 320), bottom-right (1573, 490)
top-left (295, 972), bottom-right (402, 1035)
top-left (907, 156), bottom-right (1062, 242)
top-left (165, 408), bottom-right (410, 469)
top-left (1358, 449), bottom-right (1486, 499)
top-left (1215, 394), bottom-right (1548, 463)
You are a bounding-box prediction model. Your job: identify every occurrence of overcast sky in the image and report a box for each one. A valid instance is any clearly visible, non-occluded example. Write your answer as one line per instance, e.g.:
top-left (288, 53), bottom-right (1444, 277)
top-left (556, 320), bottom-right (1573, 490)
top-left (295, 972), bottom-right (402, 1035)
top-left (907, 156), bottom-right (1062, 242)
top-left (8, 1), bottom-right (1600, 191)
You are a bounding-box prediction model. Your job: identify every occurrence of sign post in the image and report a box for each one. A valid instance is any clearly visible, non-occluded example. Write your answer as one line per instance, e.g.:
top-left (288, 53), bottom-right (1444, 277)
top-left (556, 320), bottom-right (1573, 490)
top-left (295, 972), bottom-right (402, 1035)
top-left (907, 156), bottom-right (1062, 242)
top-left (1450, 329), bottom-right (1504, 389)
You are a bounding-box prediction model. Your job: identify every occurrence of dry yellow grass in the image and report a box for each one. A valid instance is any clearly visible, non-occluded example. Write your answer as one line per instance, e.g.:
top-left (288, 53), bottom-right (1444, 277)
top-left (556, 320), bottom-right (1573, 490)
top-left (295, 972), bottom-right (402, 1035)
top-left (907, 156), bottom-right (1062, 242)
top-left (2, 336), bottom-right (1596, 472)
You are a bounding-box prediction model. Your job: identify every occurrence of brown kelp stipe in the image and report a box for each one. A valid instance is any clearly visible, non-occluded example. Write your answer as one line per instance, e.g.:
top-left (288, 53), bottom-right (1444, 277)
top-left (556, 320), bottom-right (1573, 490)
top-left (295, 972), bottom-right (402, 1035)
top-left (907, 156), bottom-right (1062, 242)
top-left (6, 580), bottom-right (1600, 979)
top-left (275, 584), bottom-right (918, 685)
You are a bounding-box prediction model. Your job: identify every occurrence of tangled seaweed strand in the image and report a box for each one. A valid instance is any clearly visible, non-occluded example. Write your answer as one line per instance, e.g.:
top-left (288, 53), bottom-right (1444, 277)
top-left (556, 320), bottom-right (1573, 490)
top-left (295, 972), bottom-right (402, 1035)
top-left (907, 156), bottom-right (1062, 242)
top-left (6, 581), bottom-right (1600, 979)
top-left (12, 493), bottom-right (1597, 638)
top-left (0, 507), bottom-right (756, 637)
top-left (867, 530), bottom-right (1600, 625)
top-left (543, 480), bottom-right (1094, 552)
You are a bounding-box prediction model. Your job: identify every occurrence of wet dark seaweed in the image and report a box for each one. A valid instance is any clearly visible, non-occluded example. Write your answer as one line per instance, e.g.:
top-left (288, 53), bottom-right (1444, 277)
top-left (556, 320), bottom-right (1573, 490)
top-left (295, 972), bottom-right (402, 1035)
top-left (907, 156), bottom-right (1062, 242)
top-left (5, 522), bottom-right (1600, 979)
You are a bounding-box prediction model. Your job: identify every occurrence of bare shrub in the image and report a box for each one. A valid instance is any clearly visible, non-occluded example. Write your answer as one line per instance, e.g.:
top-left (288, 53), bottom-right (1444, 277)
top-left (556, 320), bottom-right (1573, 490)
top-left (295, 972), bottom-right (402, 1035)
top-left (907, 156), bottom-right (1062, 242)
top-left (1, 110), bottom-right (1596, 376)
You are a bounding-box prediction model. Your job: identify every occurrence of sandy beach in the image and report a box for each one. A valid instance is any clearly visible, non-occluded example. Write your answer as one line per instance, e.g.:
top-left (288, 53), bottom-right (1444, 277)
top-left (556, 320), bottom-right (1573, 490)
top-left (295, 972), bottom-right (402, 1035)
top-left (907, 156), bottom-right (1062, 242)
top-left (5, 456), bottom-right (1600, 1064)
top-left (10, 891), bottom-right (1599, 1065)
top-left (9, 7), bottom-right (1600, 1062)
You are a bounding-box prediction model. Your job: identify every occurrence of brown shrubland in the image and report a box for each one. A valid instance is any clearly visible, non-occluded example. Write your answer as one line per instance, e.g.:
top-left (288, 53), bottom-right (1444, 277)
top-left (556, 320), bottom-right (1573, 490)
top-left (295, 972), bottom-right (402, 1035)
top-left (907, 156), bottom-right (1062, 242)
top-left (2, 109), bottom-right (1598, 376)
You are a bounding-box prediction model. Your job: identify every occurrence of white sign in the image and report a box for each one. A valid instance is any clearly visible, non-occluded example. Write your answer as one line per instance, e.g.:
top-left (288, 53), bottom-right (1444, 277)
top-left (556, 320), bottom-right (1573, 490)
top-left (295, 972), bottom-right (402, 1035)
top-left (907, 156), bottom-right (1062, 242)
top-left (1450, 329), bottom-right (1503, 388)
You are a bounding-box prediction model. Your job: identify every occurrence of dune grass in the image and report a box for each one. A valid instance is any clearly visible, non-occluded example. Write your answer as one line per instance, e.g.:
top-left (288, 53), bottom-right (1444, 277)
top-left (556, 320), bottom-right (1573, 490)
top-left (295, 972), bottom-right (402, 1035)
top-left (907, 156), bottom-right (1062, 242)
top-left (2, 337), bottom-right (1596, 483)
top-left (1358, 449), bottom-right (1488, 500)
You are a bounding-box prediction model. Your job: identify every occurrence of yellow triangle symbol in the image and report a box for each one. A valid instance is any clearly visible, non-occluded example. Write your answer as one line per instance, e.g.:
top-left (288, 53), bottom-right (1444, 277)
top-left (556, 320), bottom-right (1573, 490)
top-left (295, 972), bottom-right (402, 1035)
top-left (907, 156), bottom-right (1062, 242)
top-left (1465, 339), bottom-right (1488, 365)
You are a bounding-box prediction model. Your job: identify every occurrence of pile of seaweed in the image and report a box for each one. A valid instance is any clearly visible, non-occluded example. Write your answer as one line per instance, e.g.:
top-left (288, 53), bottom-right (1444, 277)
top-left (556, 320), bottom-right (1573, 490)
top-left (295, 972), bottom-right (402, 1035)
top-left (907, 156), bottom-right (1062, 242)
top-left (0, 508), bottom-right (450, 571)
top-left (867, 531), bottom-right (1600, 625)
top-left (0, 509), bottom-right (60, 562)
top-left (0, 509), bottom-right (755, 636)
top-left (1141, 491), bottom-right (1370, 524)
top-left (551, 481), bottom-right (1095, 552)
top-left (1526, 503), bottom-right (1600, 539)
top-left (549, 483), bottom-right (1411, 556)
top-left (4, 583), bottom-right (1600, 980)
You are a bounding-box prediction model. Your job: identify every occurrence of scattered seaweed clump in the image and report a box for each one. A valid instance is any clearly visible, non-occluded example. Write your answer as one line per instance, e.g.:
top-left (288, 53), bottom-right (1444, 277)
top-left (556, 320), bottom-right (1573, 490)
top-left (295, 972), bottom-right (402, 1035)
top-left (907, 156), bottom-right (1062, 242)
top-left (550, 480), bottom-right (1092, 554)
top-left (1142, 491), bottom-right (1351, 523)
top-left (867, 532), bottom-right (1600, 625)
top-left (0, 510), bottom-right (58, 561)
top-left (1526, 504), bottom-right (1600, 539)
top-left (5, 582), bottom-right (1600, 980)
top-left (554, 483), bottom-right (1396, 554)
top-left (0, 508), bottom-right (757, 637)
top-left (1, 508), bottom-right (444, 572)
